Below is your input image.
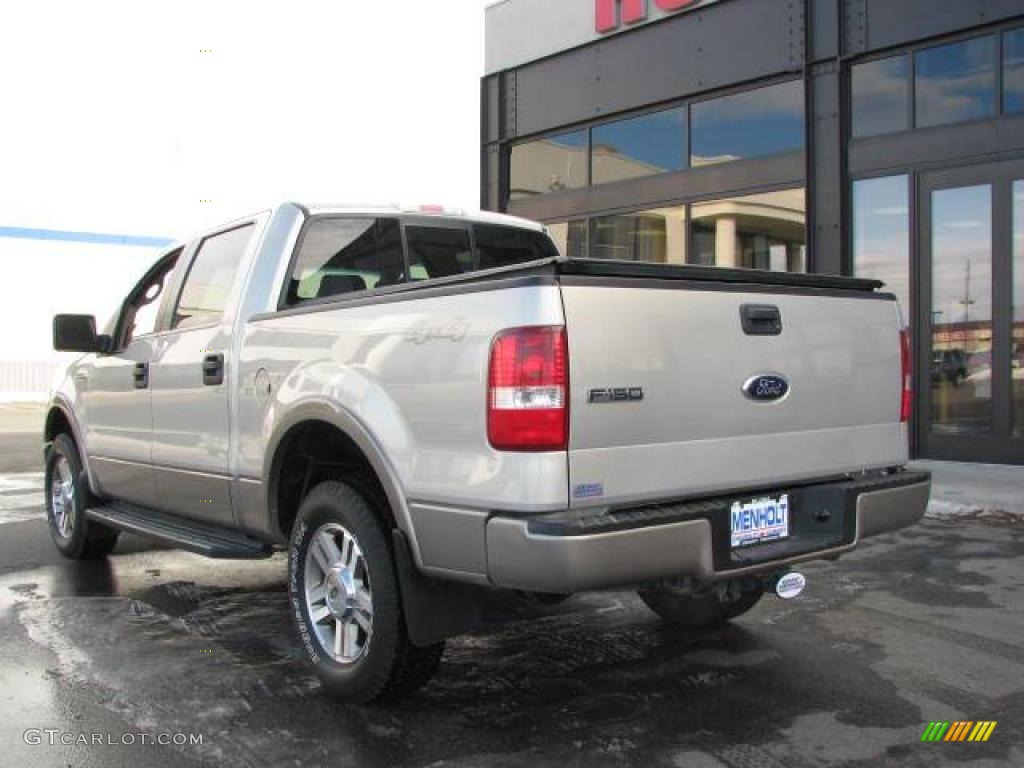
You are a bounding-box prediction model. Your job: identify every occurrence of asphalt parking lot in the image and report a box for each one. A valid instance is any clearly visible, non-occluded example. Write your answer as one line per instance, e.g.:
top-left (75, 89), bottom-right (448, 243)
top-left (1, 429), bottom-right (1022, 767)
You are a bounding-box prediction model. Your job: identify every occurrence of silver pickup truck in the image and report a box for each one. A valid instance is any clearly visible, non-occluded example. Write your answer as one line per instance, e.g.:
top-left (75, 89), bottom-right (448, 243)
top-left (46, 202), bottom-right (930, 702)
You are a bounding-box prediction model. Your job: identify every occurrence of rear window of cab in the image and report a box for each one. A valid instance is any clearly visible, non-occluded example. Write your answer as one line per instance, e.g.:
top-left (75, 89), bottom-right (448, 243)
top-left (283, 218), bottom-right (558, 307)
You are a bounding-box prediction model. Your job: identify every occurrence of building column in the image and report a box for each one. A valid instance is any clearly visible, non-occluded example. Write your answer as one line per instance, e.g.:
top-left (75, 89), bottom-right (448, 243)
top-left (715, 216), bottom-right (738, 268)
top-left (666, 212), bottom-right (687, 264)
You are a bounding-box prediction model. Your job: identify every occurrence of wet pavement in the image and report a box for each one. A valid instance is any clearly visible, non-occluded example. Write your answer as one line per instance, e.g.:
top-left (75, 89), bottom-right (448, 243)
top-left (1, 469), bottom-right (1022, 767)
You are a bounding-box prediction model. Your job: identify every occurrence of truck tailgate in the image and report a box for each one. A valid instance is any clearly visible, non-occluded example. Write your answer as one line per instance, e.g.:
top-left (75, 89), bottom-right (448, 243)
top-left (561, 276), bottom-right (907, 508)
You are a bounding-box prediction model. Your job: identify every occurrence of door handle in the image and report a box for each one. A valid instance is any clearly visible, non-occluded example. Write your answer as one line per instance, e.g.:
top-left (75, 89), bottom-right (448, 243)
top-left (133, 362), bottom-right (149, 389)
top-left (740, 304), bottom-right (783, 336)
top-left (202, 353), bottom-right (225, 386)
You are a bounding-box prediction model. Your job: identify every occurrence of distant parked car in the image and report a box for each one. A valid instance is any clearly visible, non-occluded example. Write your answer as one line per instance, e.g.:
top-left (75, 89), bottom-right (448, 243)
top-left (932, 349), bottom-right (968, 385)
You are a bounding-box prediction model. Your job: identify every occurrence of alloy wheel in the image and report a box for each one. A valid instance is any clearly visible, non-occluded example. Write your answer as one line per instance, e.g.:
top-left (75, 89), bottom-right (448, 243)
top-left (50, 455), bottom-right (76, 538)
top-left (303, 522), bottom-right (374, 664)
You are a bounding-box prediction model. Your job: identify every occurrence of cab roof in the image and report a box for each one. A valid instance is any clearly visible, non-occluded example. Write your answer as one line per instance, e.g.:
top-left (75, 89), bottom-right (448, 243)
top-left (301, 202), bottom-right (545, 231)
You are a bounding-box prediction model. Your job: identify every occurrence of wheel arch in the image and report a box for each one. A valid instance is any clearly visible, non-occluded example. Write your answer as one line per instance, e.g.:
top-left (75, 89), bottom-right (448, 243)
top-left (44, 397), bottom-right (99, 493)
top-left (264, 400), bottom-right (423, 566)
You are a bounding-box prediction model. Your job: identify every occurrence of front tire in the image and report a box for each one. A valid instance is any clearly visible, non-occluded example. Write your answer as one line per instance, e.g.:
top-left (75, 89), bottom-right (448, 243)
top-left (288, 481), bottom-right (443, 703)
top-left (638, 584), bottom-right (763, 629)
top-left (45, 433), bottom-right (119, 559)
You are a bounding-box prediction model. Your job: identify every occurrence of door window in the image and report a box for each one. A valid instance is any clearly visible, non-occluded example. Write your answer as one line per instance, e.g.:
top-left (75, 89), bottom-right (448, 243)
top-left (172, 224), bottom-right (254, 329)
top-left (121, 248), bottom-right (181, 345)
top-left (930, 185), bottom-right (993, 436)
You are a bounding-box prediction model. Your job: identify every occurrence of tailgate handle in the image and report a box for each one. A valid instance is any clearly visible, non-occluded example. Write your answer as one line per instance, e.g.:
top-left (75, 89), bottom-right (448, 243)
top-left (740, 304), bottom-right (782, 336)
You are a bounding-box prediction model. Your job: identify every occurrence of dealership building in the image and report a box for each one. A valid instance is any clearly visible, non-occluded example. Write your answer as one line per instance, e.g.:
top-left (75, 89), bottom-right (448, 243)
top-left (482, 0), bottom-right (1024, 464)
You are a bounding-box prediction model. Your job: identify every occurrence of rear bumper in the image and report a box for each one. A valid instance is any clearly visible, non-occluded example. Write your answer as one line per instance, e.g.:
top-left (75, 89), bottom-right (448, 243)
top-left (485, 470), bottom-right (930, 593)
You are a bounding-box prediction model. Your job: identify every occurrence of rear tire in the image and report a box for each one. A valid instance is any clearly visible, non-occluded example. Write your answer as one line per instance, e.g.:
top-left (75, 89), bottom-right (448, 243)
top-left (638, 584), bottom-right (763, 629)
top-left (45, 434), bottom-right (119, 559)
top-left (288, 481), bottom-right (444, 703)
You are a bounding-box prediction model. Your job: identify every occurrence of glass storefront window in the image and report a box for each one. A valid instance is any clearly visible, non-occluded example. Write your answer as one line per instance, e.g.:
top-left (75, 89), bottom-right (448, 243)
top-left (1014, 180), bottom-right (1024, 436)
top-left (915, 36), bottom-right (997, 129)
top-left (690, 189), bottom-right (806, 272)
top-left (690, 81), bottom-right (804, 168)
top-left (852, 176), bottom-right (911, 316)
top-left (851, 55), bottom-right (911, 138)
top-left (591, 107), bottom-right (686, 185)
top-left (1006, 28), bottom-right (1024, 114)
top-left (509, 130), bottom-right (588, 200)
top-left (592, 206), bottom-right (688, 264)
top-left (546, 219), bottom-right (589, 260)
top-left (930, 185), bottom-right (993, 436)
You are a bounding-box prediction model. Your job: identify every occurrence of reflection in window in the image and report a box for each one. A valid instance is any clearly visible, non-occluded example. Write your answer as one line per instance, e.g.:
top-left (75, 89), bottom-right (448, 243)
top-left (930, 185), bottom-right (993, 436)
top-left (547, 220), bottom-right (588, 260)
top-left (1014, 181), bottom-right (1023, 436)
top-left (853, 176), bottom-right (911, 316)
top-left (591, 108), bottom-right (686, 184)
top-left (915, 36), bottom-right (997, 128)
top-left (1006, 28), bottom-right (1024, 114)
top-left (509, 130), bottom-right (588, 200)
top-left (690, 189), bottom-right (806, 272)
top-left (690, 81), bottom-right (804, 167)
top-left (592, 207), bottom-right (687, 264)
top-left (851, 55), bottom-right (911, 138)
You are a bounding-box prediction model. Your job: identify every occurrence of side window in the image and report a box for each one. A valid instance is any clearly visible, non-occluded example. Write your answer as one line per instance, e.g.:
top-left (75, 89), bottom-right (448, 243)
top-left (405, 226), bottom-right (472, 281)
top-left (474, 224), bottom-right (559, 269)
top-left (285, 217), bottom-right (403, 306)
top-left (173, 224), bottom-right (254, 330)
top-left (121, 248), bottom-right (181, 346)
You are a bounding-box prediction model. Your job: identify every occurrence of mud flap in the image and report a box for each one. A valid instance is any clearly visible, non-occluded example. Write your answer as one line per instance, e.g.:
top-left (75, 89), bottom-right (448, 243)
top-left (392, 529), bottom-right (489, 647)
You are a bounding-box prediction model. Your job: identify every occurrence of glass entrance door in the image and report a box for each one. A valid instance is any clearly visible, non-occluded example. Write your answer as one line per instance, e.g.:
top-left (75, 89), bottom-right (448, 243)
top-left (920, 161), bottom-right (1024, 463)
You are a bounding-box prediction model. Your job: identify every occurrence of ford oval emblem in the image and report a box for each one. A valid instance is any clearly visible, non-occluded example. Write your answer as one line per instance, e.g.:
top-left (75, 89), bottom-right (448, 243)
top-left (742, 374), bottom-right (790, 402)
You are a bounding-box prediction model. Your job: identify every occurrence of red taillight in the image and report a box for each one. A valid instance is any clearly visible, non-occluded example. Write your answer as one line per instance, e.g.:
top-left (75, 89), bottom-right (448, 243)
top-left (899, 328), bottom-right (912, 423)
top-left (487, 326), bottom-right (568, 451)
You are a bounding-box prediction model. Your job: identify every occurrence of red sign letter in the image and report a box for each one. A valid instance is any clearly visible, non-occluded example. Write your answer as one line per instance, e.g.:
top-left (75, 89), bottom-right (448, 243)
top-left (654, 0), bottom-right (699, 10)
top-left (595, 0), bottom-right (647, 34)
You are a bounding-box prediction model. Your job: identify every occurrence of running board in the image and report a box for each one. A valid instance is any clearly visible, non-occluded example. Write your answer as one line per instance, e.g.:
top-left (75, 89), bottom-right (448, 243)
top-left (86, 501), bottom-right (274, 559)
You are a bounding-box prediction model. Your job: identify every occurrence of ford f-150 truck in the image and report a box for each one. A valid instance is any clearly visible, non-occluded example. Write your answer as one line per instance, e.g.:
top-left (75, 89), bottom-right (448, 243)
top-left (46, 202), bottom-right (930, 702)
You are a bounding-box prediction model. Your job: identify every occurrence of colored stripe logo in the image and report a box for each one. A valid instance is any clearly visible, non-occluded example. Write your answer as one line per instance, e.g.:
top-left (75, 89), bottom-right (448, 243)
top-left (921, 721), bottom-right (997, 742)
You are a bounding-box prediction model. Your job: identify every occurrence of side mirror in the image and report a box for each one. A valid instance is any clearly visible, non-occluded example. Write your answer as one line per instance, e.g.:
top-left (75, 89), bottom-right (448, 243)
top-left (53, 314), bottom-right (112, 354)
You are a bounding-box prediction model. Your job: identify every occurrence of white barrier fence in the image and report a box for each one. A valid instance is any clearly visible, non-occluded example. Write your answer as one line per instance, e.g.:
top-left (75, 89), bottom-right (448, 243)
top-left (0, 361), bottom-right (60, 402)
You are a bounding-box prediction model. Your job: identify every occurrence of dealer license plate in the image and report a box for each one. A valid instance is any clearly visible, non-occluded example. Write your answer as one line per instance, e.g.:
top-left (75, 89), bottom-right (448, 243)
top-left (730, 494), bottom-right (790, 548)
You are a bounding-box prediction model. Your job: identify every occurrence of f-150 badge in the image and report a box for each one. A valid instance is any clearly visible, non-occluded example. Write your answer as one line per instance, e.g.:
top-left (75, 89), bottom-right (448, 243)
top-left (588, 387), bottom-right (643, 404)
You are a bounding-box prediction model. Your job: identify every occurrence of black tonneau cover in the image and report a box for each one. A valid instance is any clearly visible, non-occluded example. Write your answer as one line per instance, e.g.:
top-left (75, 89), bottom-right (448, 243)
top-left (554, 257), bottom-right (884, 293)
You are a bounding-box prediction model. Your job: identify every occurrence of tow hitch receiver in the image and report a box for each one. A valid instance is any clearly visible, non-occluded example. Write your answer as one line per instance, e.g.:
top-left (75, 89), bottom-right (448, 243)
top-left (773, 571), bottom-right (806, 599)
